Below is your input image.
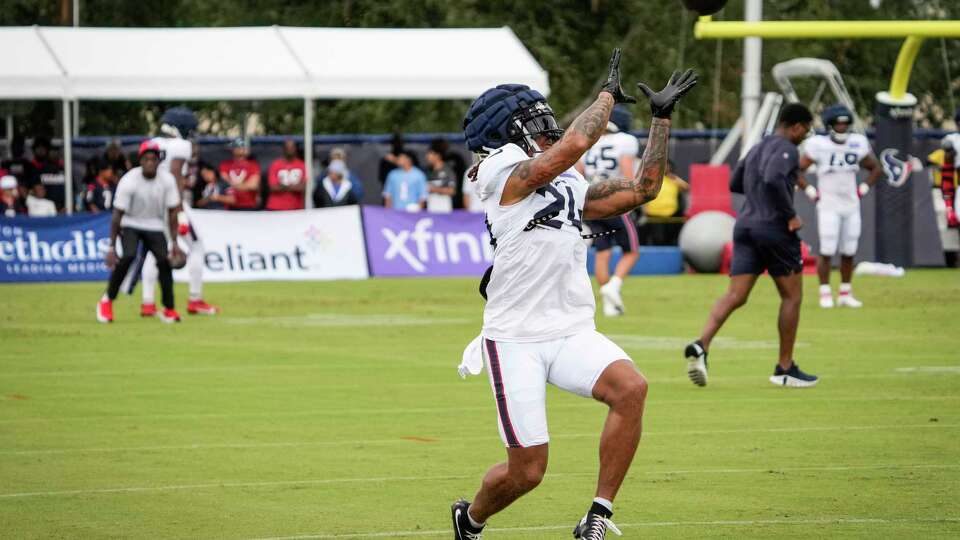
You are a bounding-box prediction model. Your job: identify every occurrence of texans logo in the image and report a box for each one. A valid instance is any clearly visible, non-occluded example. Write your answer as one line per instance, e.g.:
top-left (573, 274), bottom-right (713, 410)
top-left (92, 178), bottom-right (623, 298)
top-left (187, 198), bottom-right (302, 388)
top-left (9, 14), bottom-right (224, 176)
top-left (880, 148), bottom-right (912, 188)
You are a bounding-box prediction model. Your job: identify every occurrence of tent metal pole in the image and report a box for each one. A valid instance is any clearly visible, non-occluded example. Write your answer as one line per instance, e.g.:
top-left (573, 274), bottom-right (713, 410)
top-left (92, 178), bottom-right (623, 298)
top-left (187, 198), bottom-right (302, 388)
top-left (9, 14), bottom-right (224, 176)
top-left (304, 97), bottom-right (314, 209)
top-left (62, 99), bottom-right (73, 215)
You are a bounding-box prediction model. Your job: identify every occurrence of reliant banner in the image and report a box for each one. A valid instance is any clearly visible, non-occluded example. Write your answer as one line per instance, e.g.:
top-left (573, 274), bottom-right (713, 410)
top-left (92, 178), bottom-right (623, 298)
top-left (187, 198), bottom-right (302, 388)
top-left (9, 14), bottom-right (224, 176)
top-left (182, 206), bottom-right (368, 282)
top-left (361, 206), bottom-right (493, 277)
top-left (0, 213), bottom-right (112, 282)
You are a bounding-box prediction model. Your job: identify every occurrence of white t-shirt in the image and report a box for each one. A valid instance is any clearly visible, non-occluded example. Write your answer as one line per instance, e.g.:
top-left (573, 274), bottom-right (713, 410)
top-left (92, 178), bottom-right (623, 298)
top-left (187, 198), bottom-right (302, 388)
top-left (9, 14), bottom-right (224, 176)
top-left (114, 167), bottom-right (180, 232)
top-left (581, 131), bottom-right (640, 181)
top-left (26, 195), bottom-right (57, 217)
top-left (802, 133), bottom-right (871, 215)
top-left (477, 143), bottom-right (595, 342)
top-left (151, 136), bottom-right (192, 179)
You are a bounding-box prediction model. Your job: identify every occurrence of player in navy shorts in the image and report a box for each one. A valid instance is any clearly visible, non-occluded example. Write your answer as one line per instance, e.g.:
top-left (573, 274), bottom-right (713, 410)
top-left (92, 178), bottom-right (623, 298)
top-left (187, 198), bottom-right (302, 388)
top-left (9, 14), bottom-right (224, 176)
top-left (684, 103), bottom-right (820, 388)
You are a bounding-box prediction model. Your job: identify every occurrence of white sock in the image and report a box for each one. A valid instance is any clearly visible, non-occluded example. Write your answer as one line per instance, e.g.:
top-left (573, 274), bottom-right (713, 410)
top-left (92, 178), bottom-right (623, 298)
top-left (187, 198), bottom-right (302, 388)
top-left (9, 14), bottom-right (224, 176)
top-left (609, 276), bottom-right (623, 290)
top-left (101, 293), bottom-right (109, 302)
top-left (466, 508), bottom-right (485, 528)
top-left (839, 282), bottom-right (852, 295)
top-left (593, 497), bottom-right (613, 514)
top-left (819, 284), bottom-right (832, 296)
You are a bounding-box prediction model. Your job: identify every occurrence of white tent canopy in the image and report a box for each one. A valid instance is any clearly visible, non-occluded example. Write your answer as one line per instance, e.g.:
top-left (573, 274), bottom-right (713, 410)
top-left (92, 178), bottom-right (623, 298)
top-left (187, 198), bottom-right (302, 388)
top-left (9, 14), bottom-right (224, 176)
top-left (0, 26), bottom-right (549, 212)
top-left (0, 26), bottom-right (549, 100)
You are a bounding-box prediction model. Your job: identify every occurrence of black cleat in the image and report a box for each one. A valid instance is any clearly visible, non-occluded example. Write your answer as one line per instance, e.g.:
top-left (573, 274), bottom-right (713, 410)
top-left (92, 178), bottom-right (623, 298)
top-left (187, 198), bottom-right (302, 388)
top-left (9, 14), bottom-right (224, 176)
top-left (451, 499), bottom-right (484, 540)
top-left (574, 511), bottom-right (622, 539)
top-left (684, 339), bottom-right (708, 387)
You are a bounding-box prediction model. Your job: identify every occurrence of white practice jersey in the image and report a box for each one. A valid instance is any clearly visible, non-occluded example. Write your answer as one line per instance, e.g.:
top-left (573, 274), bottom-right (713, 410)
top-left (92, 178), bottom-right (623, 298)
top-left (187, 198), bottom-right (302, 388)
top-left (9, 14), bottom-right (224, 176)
top-left (803, 133), bottom-right (871, 215)
top-left (476, 143), bottom-right (595, 342)
top-left (151, 136), bottom-right (192, 179)
top-left (581, 131), bottom-right (639, 181)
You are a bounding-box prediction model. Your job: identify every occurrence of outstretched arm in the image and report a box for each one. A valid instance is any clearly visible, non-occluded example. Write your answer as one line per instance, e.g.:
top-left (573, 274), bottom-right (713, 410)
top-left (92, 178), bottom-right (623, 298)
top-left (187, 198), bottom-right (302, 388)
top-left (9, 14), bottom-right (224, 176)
top-left (584, 69), bottom-right (698, 219)
top-left (583, 118), bottom-right (670, 219)
top-left (500, 49), bottom-right (636, 206)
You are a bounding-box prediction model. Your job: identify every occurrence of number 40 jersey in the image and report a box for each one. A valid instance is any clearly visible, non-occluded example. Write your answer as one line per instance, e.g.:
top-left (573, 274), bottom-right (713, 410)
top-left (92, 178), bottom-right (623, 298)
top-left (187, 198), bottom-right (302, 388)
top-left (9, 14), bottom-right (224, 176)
top-left (475, 143), bottom-right (596, 343)
top-left (802, 133), bottom-right (872, 215)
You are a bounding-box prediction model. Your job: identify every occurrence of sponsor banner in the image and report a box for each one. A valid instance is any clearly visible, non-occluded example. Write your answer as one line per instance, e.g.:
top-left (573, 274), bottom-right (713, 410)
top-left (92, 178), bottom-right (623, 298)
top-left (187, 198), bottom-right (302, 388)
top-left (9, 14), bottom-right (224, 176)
top-left (361, 206), bottom-right (493, 277)
top-left (182, 206), bottom-right (368, 282)
top-left (0, 213), bottom-right (112, 282)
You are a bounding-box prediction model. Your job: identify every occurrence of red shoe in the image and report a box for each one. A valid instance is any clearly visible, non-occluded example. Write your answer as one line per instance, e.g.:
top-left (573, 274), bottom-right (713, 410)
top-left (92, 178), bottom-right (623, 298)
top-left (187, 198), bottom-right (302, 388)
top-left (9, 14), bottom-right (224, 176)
top-left (158, 308), bottom-right (181, 323)
top-left (96, 299), bottom-right (113, 323)
top-left (187, 299), bottom-right (220, 315)
top-left (140, 303), bottom-right (157, 317)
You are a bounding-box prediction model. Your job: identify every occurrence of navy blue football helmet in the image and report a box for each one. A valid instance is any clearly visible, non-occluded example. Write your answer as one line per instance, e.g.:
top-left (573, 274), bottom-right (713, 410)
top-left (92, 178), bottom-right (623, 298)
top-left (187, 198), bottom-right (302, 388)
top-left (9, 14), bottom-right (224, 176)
top-left (463, 84), bottom-right (562, 154)
top-left (821, 104), bottom-right (853, 142)
top-left (608, 105), bottom-right (632, 133)
top-left (160, 106), bottom-right (198, 139)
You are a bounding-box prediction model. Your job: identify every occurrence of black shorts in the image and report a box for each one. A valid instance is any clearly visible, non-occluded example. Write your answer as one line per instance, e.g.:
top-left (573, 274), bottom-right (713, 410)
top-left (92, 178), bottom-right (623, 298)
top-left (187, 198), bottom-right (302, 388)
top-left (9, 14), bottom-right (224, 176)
top-left (730, 225), bottom-right (803, 277)
top-left (588, 214), bottom-right (639, 253)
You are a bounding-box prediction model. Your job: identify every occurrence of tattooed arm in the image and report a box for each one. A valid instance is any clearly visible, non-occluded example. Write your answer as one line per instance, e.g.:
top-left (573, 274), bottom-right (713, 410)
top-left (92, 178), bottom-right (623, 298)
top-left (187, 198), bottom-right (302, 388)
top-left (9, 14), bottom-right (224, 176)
top-left (583, 117), bottom-right (671, 219)
top-left (500, 93), bottom-right (615, 205)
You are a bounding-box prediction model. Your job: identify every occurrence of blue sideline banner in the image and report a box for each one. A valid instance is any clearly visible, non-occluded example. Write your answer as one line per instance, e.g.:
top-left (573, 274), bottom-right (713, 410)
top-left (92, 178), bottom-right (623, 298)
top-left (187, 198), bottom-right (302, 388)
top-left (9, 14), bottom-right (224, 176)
top-left (0, 213), bottom-right (112, 283)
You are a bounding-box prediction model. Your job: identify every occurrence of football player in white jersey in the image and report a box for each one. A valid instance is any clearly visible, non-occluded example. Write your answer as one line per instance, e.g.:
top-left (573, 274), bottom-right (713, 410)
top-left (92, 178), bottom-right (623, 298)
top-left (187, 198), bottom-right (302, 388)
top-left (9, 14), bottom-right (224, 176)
top-left (577, 105), bottom-right (642, 317)
top-left (138, 107), bottom-right (219, 317)
top-left (452, 49), bottom-right (696, 540)
top-left (938, 108), bottom-right (960, 232)
top-left (797, 104), bottom-right (881, 308)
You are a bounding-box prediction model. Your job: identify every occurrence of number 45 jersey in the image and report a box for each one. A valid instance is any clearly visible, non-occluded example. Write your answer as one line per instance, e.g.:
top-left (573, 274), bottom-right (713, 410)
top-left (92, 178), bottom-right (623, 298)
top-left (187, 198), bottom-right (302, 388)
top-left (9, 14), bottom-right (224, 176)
top-left (802, 133), bottom-right (872, 215)
top-left (476, 143), bottom-right (596, 343)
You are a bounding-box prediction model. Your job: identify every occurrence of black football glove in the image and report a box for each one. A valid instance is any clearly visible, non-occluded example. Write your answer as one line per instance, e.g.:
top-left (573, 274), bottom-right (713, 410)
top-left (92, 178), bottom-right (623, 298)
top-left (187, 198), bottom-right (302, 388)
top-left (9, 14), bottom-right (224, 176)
top-left (637, 69), bottom-right (698, 119)
top-left (600, 48), bottom-right (637, 105)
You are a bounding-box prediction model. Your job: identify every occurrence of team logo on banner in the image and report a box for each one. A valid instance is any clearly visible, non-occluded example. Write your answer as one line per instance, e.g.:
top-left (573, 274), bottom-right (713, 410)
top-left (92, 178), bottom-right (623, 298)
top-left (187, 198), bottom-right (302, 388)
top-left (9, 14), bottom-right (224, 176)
top-left (880, 148), bottom-right (913, 188)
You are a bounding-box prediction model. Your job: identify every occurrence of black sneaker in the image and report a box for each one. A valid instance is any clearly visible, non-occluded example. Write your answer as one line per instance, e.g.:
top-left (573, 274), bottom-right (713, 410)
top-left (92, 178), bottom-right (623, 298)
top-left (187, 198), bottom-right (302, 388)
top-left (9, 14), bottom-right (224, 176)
top-left (769, 362), bottom-right (819, 388)
top-left (573, 512), bottom-right (622, 539)
top-left (451, 499), bottom-right (484, 540)
top-left (684, 340), bottom-right (708, 387)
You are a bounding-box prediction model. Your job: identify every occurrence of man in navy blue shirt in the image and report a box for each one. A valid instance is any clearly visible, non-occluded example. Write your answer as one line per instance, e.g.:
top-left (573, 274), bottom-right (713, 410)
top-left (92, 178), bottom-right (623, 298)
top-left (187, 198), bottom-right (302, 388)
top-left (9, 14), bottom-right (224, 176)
top-left (685, 103), bottom-right (819, 388)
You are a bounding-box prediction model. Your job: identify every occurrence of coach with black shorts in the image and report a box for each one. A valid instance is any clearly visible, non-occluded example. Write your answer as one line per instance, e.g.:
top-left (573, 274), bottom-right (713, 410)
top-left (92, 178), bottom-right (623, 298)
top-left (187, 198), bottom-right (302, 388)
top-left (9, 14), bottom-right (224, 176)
top-left (684, 103), bottom-right (819, 388)
top-left (96, 141), bottom-right (184, 324)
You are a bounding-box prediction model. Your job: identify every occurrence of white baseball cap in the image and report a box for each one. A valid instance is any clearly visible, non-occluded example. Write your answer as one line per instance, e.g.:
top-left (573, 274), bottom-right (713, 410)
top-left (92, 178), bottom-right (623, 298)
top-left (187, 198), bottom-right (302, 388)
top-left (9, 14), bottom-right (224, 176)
top-left (0, 175), bottom-right (17, 190)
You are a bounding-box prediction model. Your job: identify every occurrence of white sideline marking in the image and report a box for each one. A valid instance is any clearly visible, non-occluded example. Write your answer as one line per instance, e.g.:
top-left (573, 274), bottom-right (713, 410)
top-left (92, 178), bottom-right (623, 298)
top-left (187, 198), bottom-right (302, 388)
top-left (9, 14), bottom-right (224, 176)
top-left (2, 423), bottom-right (957, 456)
top-left (251, 516), bottom-right (960, 539)
top-left (895, 366), bottom-right (960, 373)
top-left (222, 313), bottom-right (471, 328)
top-left (1, 463), bottom-right (956, 499)
top-left (609, 335), bottom-right (808, 350)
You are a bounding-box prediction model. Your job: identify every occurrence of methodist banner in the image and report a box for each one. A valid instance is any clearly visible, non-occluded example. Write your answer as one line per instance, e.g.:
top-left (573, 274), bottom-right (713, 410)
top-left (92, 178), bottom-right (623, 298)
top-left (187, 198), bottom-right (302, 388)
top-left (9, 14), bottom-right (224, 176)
top-left (182, 207), bottom-right (368, 282)
top-left (361, 206), bottom-right (493, 277)
top-left (0, 213), bottom-right (112, 282)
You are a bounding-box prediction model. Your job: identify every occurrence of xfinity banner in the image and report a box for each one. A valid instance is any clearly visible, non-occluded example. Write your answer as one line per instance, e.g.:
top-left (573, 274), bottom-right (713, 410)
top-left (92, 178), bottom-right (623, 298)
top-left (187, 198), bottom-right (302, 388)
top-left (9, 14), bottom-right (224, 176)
top-left (0, 213), bottom-right (112, 282)
top-left (361, 206), bottom-right (493, 277)
top-left (182, 207), bottom-right (368, 282)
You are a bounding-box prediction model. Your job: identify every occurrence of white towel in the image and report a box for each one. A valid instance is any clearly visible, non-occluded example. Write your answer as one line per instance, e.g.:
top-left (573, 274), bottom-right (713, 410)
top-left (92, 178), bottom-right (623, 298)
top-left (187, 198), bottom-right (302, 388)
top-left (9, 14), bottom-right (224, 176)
top-left (458, 335), bottom-right (484, 379)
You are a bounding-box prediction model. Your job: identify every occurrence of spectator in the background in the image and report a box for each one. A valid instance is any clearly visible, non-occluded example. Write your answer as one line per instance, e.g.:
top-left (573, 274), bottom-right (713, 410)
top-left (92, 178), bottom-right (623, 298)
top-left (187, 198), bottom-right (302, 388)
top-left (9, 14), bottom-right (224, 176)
top-left (315, 159), bottom-right (361, 207)
top-left (1, 175), bottom-right (26, 217)
top-left (84, 161), bottom-right (117, 213)
top-left (383, 151), bottom-right (427, 212)
top-left (379, 133), bottom-right (420, 187)
top-left (194, 162), bottom-right (235, 210)
top-left (425, 140), bottom-right (456, 213)
top-left (1, 136), bottom-right (38, 201)
top-left (103, 139), bottom-right (132, 177)
top-left (461, 168), bottom-right (484, 213)
top-left (325, 147), bottom-right (364, 201)
top-left (644, 159), bottom-right (689, 218)
top-left (218, 138), bottom-right (260, 210)
top-left (266, 139), bottom-right (306, 210)
top-left (31, 137), bottom-right (66, 212)
top-left (26, 184), bottom-right (57, 217)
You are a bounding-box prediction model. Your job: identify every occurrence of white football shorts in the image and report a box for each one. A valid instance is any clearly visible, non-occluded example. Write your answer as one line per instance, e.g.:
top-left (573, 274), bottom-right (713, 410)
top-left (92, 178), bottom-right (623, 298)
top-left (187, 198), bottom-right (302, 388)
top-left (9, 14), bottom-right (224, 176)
top-left (818, 207), bottom-right (861, 257)
top-left (481, 330), bottom-right (632, 448)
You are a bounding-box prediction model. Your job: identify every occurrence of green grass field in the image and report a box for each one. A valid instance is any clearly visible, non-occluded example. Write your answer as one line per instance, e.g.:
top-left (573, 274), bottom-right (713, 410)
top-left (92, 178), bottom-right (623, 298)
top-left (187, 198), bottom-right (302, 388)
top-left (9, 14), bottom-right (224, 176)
top-left (1, 271), bottom-right (958, 539)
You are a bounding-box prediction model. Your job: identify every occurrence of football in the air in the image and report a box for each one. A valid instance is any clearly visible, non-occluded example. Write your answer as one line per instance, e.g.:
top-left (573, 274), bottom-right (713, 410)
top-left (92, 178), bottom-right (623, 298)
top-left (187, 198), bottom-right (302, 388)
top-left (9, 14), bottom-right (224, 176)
top-left (168, 250), bottom-right (187, 269)
top-left (681, 0), bottom-right (728, 15)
